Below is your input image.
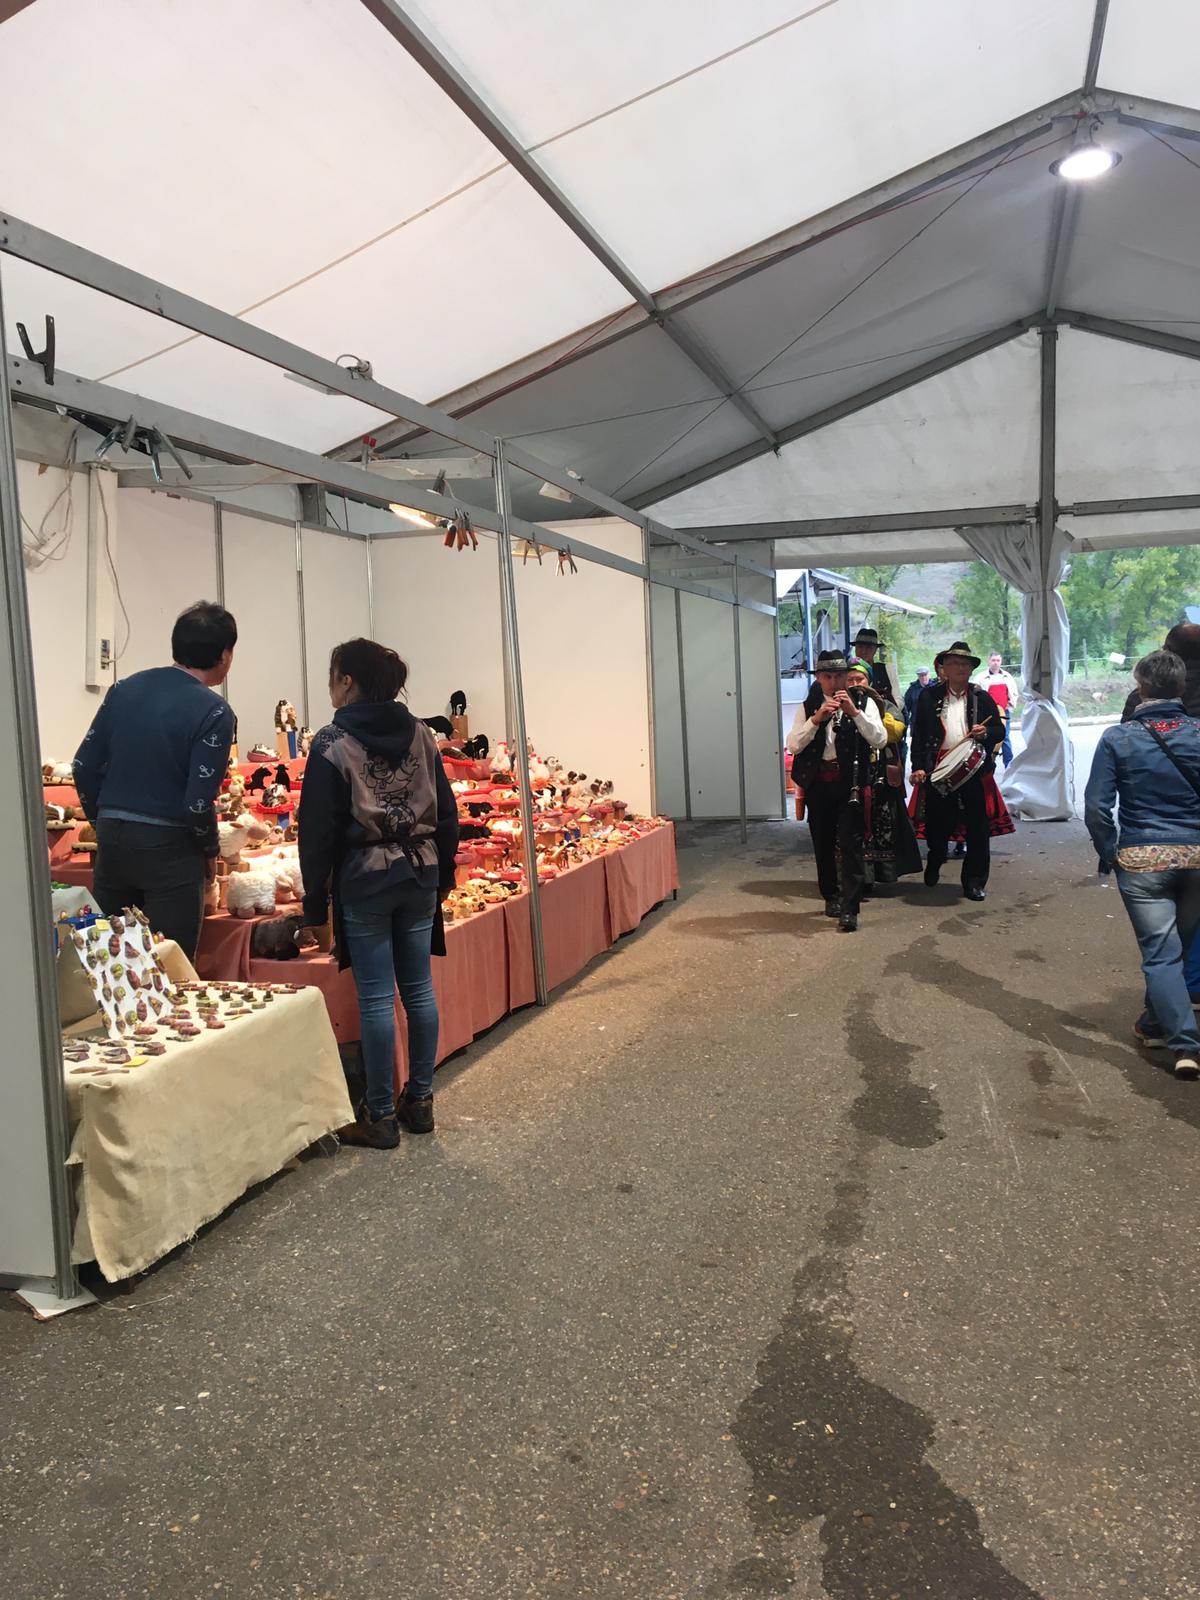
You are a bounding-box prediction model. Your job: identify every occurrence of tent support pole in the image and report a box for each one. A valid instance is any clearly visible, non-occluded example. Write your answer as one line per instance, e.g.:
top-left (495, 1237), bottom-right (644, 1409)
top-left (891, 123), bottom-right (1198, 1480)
top-left (0, 260), bottom-right (80, 1306)
top-left (641, 528), bottom-right (658, 819)
top-left (1038, 327), bottom-right (1058, 699)
top-left (294, 522), bottom-right (310, 730)
top-left (732, 568), bottom-right (748, 846)
top-left (495, 440), bottom-right (548, 1007)
top-left (771, 544), bottom-right (787, 820)
top-left (674, 589), bottom-right (693, 823)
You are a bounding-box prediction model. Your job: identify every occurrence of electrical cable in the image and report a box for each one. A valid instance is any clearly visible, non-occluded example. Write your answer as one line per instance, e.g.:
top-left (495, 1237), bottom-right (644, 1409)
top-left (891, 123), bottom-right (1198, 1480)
top-left (1144, 126), bottom-right (1200, 176)
top-left (20, 428), bottom-right (80, 569)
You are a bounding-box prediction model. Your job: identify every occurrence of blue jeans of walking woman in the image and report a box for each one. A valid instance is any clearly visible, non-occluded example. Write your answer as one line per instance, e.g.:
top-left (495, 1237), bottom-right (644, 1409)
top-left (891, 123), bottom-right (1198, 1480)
top-left (1117, 867), bottom-right (1200, 1053)
top-left (342, 880), bottom-right (439, 1118)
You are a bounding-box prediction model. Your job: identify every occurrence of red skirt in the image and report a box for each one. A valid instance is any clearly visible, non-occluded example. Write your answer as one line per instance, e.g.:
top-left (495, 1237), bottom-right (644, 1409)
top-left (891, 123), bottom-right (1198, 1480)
top-left (908, 771), bottom-right (1015, 842)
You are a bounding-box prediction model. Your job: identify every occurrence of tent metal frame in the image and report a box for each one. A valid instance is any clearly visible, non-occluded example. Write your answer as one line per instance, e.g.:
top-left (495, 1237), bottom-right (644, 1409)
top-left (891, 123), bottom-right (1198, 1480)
top-left (356, 0), bottom-right (781, 455)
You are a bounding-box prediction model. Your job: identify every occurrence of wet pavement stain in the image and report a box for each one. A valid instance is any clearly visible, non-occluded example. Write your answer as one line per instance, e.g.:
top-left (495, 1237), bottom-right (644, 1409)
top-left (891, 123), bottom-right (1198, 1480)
top-left (739, 880), bottom-right (823, 903)
top-left (1026, 1051), bottom-right (1054, 1088)
top-left (728, 1005), bottom-right (1038, 1598)
top-left (845, 1006), bottom-right (944, 1149)
top-left (890, 935), bottom-right (1200, 1134)
top-left (729, 1174), bottom-right (1044, 1600)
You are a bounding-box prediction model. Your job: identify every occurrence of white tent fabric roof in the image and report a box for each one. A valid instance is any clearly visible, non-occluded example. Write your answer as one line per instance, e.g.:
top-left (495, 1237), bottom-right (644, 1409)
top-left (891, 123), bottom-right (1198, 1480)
top-left (2, 0), bottom-right (1199, 536)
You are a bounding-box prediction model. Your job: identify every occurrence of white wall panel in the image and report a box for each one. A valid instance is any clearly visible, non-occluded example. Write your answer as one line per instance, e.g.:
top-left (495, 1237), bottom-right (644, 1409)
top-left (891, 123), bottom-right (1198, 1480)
top-left (20, 458), bottom-right (106, 761)
top-left (300, 531), bottom-right (371, 730)
top-left (679, 593), bottom-right (739, 818)
top-left (515, 520), bottom-right (652, 816)
top-left (369, 538), bottom-right (506, 740)
top-left (738, 607), bottom-right (785, 818)
top-left (220, 513), bottom-right (304, 747)
top-left (116, 491), bottom-right (218, 680)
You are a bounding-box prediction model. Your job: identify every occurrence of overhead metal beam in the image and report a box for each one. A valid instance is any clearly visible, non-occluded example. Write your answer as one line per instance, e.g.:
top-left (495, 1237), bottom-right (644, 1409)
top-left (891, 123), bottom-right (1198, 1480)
top-left (344, 91), bottom-right (1080, 463)
top-left (1083, 0), bottom-right (1111, 94)
top-left (1055, 309), bottom-right (1200, 363)
top-left (630, 316), bottom-right (1041, 509)
top-left (1064, 492), bottom-right (1200, 517)
top-left (1111, 91), bottom-right (1200, 145)
top-left (672, 505), bottom-right (1034, 541)
top-left (0, 209), bottom-right (757, 572)
top-left (356, 0), bottom-right (780, 453)
top-left (1045, 4), bottom-right (1108, 318)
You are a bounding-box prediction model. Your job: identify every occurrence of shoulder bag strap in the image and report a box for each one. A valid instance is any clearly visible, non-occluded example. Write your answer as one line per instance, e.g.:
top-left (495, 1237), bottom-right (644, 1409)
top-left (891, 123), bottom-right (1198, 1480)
top-left (1136, 719), bottom-right (1200, 806)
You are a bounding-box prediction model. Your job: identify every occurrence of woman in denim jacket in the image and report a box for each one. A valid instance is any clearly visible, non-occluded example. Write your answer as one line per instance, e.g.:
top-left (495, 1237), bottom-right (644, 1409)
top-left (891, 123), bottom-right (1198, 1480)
top-left (1085, 649), bottom-right (1200, 1078)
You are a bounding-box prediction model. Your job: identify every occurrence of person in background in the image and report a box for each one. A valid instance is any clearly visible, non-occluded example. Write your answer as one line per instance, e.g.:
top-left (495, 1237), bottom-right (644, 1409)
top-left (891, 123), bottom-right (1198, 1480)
top-left (787, 648), bottom-right (887, 933)
top-left (73, 602), bottom-right (237, 960)
top-left (903, 667), bottom-right (930, 725)
top-left (852, 626), bottom-right (898, 702)
top-left (298, 639), bottom-right (459, 1148)
top-left (1122, 623), bottom-right (1200, 721)
top-left (974, 651), bottom-right (1020, 766)
top-left (1085, 649), bottom-right (1200, 1079)
top-left (846, 660), bottom-right (922, 889)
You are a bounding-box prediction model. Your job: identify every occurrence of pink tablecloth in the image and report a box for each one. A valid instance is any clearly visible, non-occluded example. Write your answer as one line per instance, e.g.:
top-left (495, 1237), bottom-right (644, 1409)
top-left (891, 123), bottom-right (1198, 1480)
top-left (236, 757), bottom-right (306, 784)
top-left (51, 858), bottom-right (96, 890)
top-left (44, 783), bottom-right (79, 808)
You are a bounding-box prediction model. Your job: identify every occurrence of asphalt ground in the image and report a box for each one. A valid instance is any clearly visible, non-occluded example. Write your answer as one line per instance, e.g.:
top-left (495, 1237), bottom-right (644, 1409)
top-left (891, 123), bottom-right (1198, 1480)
top-left (2, 818), bottom-right (1198, 1599)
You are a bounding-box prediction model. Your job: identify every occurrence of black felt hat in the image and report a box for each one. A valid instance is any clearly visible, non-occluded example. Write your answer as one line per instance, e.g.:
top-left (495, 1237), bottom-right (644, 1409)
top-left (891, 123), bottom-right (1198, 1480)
top-left (815, 649), bottom-right (850, 672)
top-left (934, 640), bottom-right (982, 670)
top-left (853, 626), bottom-right (880, 646)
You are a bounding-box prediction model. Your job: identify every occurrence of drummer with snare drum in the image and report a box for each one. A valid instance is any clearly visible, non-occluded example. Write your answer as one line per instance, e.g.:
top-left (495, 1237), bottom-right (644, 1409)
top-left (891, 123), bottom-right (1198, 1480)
top-left (909, 641), bottom-right (1008, 902)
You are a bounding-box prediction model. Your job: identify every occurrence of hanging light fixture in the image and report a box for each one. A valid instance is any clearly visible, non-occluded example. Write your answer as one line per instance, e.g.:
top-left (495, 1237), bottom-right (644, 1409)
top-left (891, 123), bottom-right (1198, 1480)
top-left (1051, 124), bottom-right (1121, 181)
top-left (388, 502), bottom-right (438, 529)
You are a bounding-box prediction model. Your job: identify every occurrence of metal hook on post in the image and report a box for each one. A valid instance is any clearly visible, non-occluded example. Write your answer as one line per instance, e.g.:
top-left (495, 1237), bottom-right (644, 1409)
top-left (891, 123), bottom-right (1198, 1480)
top-left (15, 314), bottom-right (54, 384)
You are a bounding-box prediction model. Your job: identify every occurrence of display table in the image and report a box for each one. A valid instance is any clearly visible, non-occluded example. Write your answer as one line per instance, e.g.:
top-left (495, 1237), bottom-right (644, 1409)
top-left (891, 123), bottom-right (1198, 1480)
top-left (64, 944), bottom-right (352, 1282)
top-left (44, 782), bottom-right (79, 809)
top-left (237, 756), bottom-right (306, 784)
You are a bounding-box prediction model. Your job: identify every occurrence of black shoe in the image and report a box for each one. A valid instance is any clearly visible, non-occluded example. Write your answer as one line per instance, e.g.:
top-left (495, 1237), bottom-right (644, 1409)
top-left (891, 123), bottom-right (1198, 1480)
top-left (824, 898), bottom-right (841, 918)
top-left (397, 1093), bottom-right (435, 1135)
top-left (838, 912), bottom-right (858, 933)
top-left (963, 884), bottom-right (987, 902)
top-left (953, 842), bottom-right (967, 858)
top-left (923, 862), bottom-right (940, 887)
top-left (341, 1111), bottom-right (400, 1150)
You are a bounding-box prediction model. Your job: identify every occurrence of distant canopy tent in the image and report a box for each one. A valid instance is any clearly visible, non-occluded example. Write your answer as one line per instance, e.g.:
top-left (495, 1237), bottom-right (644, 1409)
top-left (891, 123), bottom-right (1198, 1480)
top-left (6, 1), bottom-right (1200, 823)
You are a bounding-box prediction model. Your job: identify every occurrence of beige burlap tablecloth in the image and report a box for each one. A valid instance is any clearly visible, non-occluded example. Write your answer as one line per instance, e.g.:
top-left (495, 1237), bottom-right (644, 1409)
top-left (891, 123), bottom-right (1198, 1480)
top-left (64, 944), bottom-right (352, 1281)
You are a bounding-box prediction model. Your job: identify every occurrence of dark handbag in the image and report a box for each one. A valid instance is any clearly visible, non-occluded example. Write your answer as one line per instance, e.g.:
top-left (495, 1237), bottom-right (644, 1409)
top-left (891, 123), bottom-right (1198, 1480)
top-left (1137, 719), bottom-right (1200, 805)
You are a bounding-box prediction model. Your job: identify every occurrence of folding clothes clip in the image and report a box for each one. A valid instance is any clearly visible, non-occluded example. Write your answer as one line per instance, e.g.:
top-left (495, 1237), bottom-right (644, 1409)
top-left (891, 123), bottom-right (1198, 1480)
top-left (556, 545), bottom-right (578, 576)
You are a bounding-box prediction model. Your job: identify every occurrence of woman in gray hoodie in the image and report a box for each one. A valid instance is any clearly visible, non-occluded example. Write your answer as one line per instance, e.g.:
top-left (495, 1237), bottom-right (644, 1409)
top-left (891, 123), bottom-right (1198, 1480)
top-left (299, 639), bottom-right (458, 1147)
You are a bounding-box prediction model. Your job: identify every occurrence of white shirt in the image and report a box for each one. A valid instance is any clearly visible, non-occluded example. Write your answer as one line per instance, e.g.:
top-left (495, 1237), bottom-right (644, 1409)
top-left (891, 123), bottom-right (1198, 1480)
top-left (940, 688), bottom-right (969, 755)
top-left (786, 697), bottom-right (887, 760)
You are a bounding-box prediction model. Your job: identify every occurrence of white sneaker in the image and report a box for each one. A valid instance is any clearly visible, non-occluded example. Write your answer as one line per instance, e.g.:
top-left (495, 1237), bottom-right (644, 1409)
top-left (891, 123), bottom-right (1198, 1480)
top-left (1173, 1054), bottom-right (1200, 1081)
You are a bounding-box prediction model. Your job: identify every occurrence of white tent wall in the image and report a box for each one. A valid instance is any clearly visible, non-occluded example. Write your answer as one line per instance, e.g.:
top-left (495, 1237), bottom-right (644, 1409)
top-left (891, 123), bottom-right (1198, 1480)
top-left (369, 537), bottom-right (506, 735)
top-left (19, 457), bottom-right (110, 761)
top-left (1057, 331), bottom-right (1200, 506)
top-left (518, 519), bottom-right (652, 817)
top-left (650, 336), bottom-right (1042, 528)
top-left (220, 513), bottom-right (306, 740)
top-left (300, 529), bottom-right (371, 730)
top-left (116, 492), bottom-right (219, 680)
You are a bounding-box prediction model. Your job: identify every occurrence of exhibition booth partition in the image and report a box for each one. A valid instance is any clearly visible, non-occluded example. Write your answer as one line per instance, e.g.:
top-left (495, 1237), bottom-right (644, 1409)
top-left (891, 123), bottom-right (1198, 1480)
top-left (3, 288), bottom-right (779, 1303)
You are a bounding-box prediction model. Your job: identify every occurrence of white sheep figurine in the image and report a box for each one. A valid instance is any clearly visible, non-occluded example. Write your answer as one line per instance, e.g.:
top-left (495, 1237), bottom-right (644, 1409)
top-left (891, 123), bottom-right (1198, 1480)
top-left (226, 869), bottom-right (277, 919)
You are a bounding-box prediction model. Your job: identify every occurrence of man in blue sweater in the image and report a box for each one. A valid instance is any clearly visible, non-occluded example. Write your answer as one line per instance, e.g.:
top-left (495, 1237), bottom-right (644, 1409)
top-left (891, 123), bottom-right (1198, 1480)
top-left (73, 602), bottom-right (237, 959)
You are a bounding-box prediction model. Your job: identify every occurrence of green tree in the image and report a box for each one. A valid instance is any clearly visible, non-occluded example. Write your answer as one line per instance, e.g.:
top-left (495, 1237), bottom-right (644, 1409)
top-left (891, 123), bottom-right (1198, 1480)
top-left (952, 563), bottom-right (1019, 660)
top-left (1062, 546), bottom-right (1200, 663)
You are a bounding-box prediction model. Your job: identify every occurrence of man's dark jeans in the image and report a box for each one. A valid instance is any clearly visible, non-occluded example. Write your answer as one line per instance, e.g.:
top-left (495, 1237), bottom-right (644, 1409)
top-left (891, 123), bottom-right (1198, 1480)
top-left (93, 819), bottom-right (207, 960)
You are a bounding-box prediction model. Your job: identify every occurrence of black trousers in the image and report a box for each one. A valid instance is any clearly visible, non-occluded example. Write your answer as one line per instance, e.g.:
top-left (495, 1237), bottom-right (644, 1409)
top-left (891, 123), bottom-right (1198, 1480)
top-left (924, 772), bottom-right (990, 889)
top-left (93, 819), bottom-right (207, 960)
top-left (806, 776), bottom-right (866, 911)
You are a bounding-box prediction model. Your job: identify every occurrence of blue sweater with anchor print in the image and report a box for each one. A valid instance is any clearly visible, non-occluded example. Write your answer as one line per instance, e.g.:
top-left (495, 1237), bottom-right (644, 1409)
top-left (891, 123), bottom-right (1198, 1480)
top-left (73, 667), bottom-right (235, 857)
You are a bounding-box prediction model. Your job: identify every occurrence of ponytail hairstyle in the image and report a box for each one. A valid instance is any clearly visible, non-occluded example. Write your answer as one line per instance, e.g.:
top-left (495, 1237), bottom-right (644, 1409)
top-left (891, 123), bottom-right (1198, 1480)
top-left (329, 638), bottom-right (408, 704)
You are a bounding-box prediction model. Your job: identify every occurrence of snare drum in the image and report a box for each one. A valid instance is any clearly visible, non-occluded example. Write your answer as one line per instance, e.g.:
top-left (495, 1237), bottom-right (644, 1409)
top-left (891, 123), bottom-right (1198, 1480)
top-left (931, 738), bottom-right (986, 797)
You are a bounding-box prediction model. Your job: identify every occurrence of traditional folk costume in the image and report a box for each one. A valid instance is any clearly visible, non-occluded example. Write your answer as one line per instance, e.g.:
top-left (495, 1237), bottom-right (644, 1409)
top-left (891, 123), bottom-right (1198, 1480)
top-left (909, 642), bottom-right (1013, 896)
top-left (852, 627), bottom-right (902, 705)
top-left (787, 652), bottom-right (887, 928)
top-left (862, 699), bottom-right (924, 885)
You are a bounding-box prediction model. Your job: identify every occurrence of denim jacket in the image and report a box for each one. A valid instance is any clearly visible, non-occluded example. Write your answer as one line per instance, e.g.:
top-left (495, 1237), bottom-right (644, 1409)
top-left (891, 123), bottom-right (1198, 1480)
top-left (1084, 699), bottom-right (1200, 868)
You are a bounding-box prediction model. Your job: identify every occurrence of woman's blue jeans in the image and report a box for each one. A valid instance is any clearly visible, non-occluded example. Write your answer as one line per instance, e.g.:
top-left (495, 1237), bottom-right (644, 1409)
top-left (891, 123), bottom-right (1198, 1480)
top-left (341, 881), bottom-right (439, 1117)
top-left (1116, 866), bottom-right (1200, 1054)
